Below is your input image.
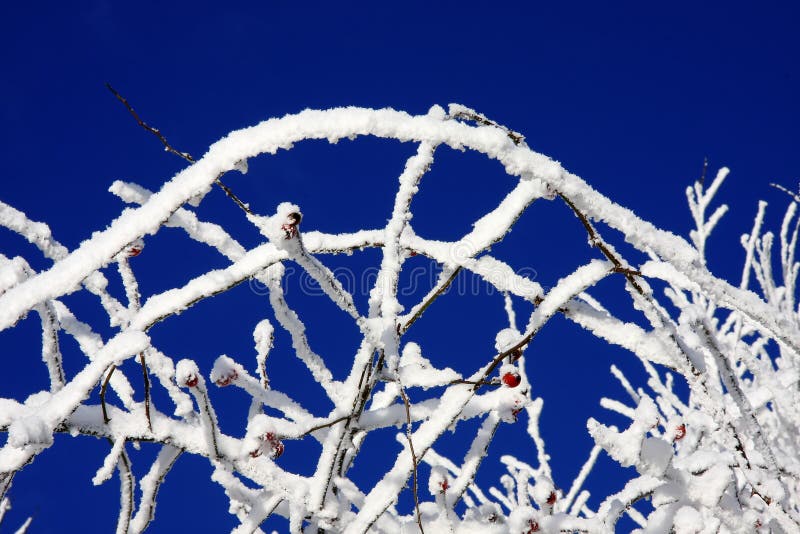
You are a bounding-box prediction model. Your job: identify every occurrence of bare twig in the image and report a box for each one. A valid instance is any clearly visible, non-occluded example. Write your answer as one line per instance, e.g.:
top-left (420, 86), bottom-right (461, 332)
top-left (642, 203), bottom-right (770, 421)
top-left (559, 192), bottom-right (708, 380)
top-left (139, 353), bottom-right (152, 431)
top-left (105, 83), bottom-right (252, 215)
top-left (449, 378), bottom-right (500, 387)
top-left (400, 266), bottom-right (462, 334)
top-left (105, 83), bottom-right (195, 163)
top-left (299, 415), bottom-right (354, 439)
top-left (558, 192), bottom-right (645, 295)
top-left (100, 365), bottom-right (116, 424)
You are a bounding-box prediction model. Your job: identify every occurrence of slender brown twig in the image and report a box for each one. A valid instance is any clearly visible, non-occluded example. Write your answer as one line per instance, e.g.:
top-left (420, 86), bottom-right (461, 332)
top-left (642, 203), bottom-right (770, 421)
top-left (558, 192), bottom-right (645, 295)
top-left (105, 83), bottom-right (252, 215)
top-left (106, 83), bottom-right (195, 163)
top-left (100, 365), bottom-right (116, 424)
top-left (139, 353), bottom-right (152, 431)
top-left (299, 414), bottom-right (354, 439)
top-left (449, 378), bottom-right (500, 387)
top-left (401, 266), bottom-right (462, 334)
top-left (399, 385), bottom-right (425, 534)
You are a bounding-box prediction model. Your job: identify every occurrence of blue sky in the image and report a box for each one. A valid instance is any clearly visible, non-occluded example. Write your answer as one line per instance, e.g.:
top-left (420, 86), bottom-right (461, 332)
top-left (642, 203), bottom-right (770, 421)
top-left (1, 1), bottom-right (798, 532)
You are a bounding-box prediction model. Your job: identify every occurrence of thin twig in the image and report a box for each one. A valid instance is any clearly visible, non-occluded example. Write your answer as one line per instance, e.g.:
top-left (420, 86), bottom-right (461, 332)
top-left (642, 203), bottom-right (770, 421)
top-left (698, 157), bottom-right (708, 186)
top-left (399, 385), bottom-right (425, 534)
top-left (105, 83), bottom-right (252, 215)
top-left (117, 257), bottom-right (152, 431)
top-left (213, 174), bottom-right (253, 215)
top-left (400, 266), bottom-right (462, 334)
top-left (560, 192), bottom-right (709, 380)
top-left (771, 182), bottom-right (800, 204)
top-left (101, 365), bottom-right (116, 424)
top-left (139, 353), bottom-right (152, 431)
top-left (107, 436), bottom-right (134, 534)
top-left (558, 192), bottom-right (645, 295)
top-left (106, 83), bottom-right (195, 163)
top-left (299, 415), bottom-right (354, 439)
top-left (0, 472), bottom-right (15, 503)
top-left (450, 108), bottom-right (525, 146)
top-left (449, 379), bottom-right (500, 387)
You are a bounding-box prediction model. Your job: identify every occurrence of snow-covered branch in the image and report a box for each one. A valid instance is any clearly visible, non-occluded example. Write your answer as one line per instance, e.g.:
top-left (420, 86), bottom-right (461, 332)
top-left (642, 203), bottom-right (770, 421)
top-left (1, 105), bottom-right (798, 533)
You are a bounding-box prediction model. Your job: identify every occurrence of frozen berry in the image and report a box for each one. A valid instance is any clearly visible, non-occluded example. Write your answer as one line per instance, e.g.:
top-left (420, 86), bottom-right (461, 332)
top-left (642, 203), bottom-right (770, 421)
top-left (280, 212), bottom-right (302, 239)
top-left (281, 223), bottom-right (298, 239)
top-left (286, 212), bottom-right (302, 225)
top-left (271, 441), bottom-right (285, 459)
top-left (125, 238), bottom-right (145, 257)
top-left (184, 374), bottom-right (198, 388)
top-left (502, 372), bottom-right (521, 388)
top-left (674, 424), bottom-right (686, 441)
top-left (215, 369), bottom-right (238, 387)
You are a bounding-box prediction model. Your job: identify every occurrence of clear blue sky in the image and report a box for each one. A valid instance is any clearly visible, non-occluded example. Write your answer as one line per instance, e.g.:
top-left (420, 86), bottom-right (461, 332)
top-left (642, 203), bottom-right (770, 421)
top-left (1, 1), bottom-right (798, 532)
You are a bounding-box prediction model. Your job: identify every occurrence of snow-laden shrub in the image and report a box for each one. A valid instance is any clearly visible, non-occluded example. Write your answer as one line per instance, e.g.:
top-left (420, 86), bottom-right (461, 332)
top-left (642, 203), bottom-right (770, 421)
top-left (1, 105), bottom-right (799, 533)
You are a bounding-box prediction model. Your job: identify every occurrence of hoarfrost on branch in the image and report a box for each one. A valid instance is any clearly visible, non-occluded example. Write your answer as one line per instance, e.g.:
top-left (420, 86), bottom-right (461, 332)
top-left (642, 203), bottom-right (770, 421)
top-left (0, 104), bottom-right (798, 533)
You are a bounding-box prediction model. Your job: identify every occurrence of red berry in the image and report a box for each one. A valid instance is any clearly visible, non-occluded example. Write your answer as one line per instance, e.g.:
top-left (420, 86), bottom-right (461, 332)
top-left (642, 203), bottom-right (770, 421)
top-left (546, 491), bottom-right (557, 506)
top-left (215, 369), bottom-right (238, 387)
top-left (439, 479), bottom-right (449, 493)
top-left (281, 212), bottom-right (302, 240)
top-left (185, 374), bottom-right (198, 388)
top-left (249, 449), bottom-right (262, 458)
top-left (502, 372), bottom-right (521, 388)
top-left (409, 251), bottom-right (418, 257)
top-left (526, 519), bottom-right (540, 533)
top-left (262, 432), bottom-right (284, 459)
top-left (281, 223), bottom-right (298, 239)
top-left (127, 247), bottom-right (142, 257)
top-left (674, 424), bottom-right (686, 441)
top-left (271, 441), bottom-right (285, 459)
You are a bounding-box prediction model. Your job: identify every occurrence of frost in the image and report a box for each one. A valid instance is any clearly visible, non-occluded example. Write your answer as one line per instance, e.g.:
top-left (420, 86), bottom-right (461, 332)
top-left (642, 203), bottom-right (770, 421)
top-left (8, 416), bottom-right (51, 448)
top-left (1, 106), bottom-right (799, 533)
top-left (398, 342), bottom-right (461, 389)
top-left (494, 328), bottom-right (522, 353)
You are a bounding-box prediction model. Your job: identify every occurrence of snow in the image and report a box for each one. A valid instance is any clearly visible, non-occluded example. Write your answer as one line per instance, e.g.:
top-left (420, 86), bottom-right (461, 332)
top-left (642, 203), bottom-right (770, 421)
top-left (7, 415), bottom-right (51, 449)
top-left (2, 105), bottom-right (799, 533)
top-left (398, 342), bottom-right (461, 389)
top-left (92, 436), bottom-right (127, 486)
